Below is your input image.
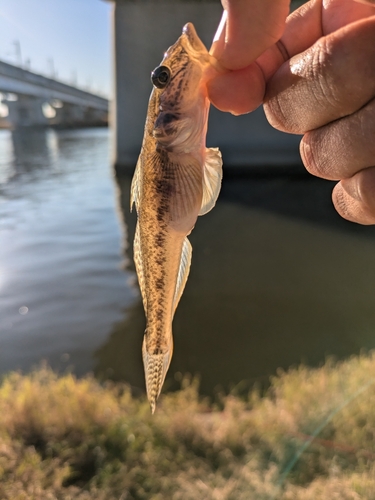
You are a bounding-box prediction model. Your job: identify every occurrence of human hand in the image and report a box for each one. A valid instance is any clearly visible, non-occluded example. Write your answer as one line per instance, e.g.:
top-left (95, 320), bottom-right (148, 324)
top-left (209, 0), bottom-right (375, 225)
top-left (208, 0), bottom-right (290, 115)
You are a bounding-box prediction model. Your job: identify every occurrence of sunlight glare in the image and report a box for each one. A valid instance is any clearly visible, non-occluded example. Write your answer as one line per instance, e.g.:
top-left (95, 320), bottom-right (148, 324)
top-left (42, 102), bottom-right (56, 119)
top-left (0, 102), bottom-right (9, 118)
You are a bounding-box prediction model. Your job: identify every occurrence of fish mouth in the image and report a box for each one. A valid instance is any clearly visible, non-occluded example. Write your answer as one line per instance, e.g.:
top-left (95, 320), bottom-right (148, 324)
top-left (182, 23), bottom-right (208, 54)
top-left (181, 23), bottom-right (225, 74)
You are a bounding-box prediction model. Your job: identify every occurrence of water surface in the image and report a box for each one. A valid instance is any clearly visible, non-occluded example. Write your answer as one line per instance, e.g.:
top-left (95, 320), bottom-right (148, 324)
top-left (0, 128), bottom-right (137, 375)
top-left (1, 127), bottom-right (375, 397)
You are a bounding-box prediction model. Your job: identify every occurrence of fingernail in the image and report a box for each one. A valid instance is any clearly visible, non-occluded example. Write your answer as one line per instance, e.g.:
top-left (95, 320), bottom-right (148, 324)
top-left (213, 9), bottom-right (227, 44)
top-left (353, 0), bottom-right (375, 5)
top-left (210, 10), bottom-right (227, 58)
top-left (341, 177), bottom-right (361, 202)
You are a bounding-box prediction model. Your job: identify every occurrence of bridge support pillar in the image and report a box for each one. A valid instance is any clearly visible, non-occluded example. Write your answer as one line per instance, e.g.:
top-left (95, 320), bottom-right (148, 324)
top-left (53, 103), bottom-right (85, 126)
top-left (112, 1), bottom-right (302, 172)
top-left (52, 103), bottom-right (107, 127)
top-left (84, 107), bottom-right (107, 126)
top-left (112, 1), bottom-right (223, 169)
top-left (4, 95), bottom-right (49, 127)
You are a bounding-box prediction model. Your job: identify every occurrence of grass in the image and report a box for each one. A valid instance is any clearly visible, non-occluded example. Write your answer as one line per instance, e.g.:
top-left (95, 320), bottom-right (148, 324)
top-left (1, 353), bottom-right (375, 498)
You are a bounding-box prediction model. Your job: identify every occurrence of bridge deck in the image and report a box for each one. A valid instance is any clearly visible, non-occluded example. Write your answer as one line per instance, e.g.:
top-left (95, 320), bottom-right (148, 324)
top-left (0, 60), bottom-right (108, 110)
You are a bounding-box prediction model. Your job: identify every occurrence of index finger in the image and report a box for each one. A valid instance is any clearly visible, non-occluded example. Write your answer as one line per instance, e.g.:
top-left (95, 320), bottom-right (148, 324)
top-left (208, 0), bottom-right (375, 115)
top-left (208, 0), bottom-right (321, 114)
top-left (210, 0), bottom-right (290, 71)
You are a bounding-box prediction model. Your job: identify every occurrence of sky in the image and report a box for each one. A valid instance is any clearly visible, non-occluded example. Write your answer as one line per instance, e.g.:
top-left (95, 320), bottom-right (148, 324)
top-left (0, 0), bottom-right (112, 98)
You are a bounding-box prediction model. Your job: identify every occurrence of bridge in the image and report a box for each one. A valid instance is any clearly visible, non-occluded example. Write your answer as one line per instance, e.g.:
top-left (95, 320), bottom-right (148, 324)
top-left (0, 60), bottom-right (109, 128)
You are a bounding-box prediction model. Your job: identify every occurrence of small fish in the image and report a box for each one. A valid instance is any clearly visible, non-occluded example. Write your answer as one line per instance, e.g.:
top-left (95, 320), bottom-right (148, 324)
top-left (131, 23), bottom-right (223, 413)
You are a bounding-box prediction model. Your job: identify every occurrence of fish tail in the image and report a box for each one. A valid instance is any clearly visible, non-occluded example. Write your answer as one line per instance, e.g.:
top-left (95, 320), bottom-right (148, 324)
top-left (142, 334), bottom-right (173, 414)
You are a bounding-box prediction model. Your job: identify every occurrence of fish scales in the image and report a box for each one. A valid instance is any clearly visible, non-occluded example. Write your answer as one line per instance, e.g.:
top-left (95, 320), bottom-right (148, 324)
top-left (131, 23), bottom-right (224, 413)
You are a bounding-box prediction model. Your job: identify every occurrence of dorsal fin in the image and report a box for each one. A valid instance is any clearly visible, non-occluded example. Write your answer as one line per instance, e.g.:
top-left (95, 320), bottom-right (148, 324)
top-left (173, 237), bottom-right (192, 313)
top-left (199, 147), bottom-right (223, 216)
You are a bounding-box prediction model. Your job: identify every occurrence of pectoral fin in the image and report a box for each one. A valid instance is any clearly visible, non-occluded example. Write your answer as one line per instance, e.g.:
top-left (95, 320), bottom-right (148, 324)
top-left (199, 147), bottom-right (223, 216)
top-left (168, 158), bottom-right (202, 222)
top-left (173, 237), bottom-right (192, 313)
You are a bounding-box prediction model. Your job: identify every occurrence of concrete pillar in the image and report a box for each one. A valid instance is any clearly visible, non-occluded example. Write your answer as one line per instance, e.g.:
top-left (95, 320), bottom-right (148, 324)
top-left (112, 0), bottom-right (302, 172)
top-left (52, 103), bottom-right (85, 126)
top-left (0, 97), bottom-right (10, 129)
top-left (0, 117), bottom-right (9, 129)
top-left (52, 103), bottom-right (107, 127)
top-left (84, 106), bottom-right (108, 125)
top-left (4, 95), bottom-right (49, 127)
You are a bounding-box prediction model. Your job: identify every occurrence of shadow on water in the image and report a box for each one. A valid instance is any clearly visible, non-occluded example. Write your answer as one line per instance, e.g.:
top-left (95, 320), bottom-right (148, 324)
top-left (95, 168), bottom-right (375, 396)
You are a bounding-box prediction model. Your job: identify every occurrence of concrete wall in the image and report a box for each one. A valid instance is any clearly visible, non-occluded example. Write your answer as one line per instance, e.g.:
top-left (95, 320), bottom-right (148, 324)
top-left (112, 1), bottom-right (303, 172)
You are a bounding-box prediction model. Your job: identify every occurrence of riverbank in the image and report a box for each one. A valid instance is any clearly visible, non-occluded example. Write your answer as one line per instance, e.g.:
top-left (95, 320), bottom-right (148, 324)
top-left (1, 353), bottom-right (375, 499)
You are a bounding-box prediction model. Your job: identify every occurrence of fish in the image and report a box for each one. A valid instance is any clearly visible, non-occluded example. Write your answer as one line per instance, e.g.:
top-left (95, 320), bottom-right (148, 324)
top-left (130, 22), bottom-right (223, 413)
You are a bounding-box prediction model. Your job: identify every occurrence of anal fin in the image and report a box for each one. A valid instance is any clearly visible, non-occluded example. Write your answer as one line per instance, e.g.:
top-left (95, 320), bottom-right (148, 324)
top-left (134, 222), bottom-right (147, 311)
top-left (173, 237), bottom-right (192, 313)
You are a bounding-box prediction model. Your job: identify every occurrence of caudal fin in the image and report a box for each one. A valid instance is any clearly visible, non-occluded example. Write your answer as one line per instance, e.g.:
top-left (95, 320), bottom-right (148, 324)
top-left (142, 336), bottom-right (173, 414)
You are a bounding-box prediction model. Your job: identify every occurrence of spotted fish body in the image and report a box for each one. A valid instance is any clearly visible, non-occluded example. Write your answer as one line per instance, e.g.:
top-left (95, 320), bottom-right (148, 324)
top-left (131, 23), bottom-right (223, 413)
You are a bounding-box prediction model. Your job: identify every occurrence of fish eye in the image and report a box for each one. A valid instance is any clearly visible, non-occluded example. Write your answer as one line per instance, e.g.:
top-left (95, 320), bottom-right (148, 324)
top-left (151, 66), bottom-right (171, 89)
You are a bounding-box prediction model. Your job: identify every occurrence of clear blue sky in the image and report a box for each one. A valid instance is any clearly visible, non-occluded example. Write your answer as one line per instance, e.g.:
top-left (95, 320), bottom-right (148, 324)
top-left (0, 0), bottom-right (111, 97)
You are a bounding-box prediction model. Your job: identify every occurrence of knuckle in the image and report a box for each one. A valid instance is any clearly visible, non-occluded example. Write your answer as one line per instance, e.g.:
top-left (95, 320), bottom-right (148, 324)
top-left (332, 183), bottom-right (354, 221)
top-left (311, 39), bottom-right (343, 112)
top-left (300, 135), bottom-right (318, 175)
top-left (333, 185), bottom-right (346, 213)
top-left (263, 95), bottom-right (293, 133)
top-left (300, 132), bottom-right (332, 179)
top-left (356, 100), bottom-right (375, 144)
top-left (336, 172), bottom-right (375, 225)
top-left (333, 183), bottom-right (367, 224)
top-left (355, 202), bottom-right (375, 225)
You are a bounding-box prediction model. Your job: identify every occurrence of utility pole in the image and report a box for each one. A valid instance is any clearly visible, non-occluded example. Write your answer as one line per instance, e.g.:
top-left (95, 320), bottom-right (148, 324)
top-left (13, 40), bottom-right (22, 66)
top-left (48, 58), bottom-right (56, 79)
top-left (71, 70), bottom-right (78, 87)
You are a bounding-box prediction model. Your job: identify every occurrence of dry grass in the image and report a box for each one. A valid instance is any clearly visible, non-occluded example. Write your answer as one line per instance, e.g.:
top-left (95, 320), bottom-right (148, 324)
top-left (1, 353), bottom-right (375, 499)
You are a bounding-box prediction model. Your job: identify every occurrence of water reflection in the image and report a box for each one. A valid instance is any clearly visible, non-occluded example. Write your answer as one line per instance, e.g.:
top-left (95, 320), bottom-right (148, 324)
top-left (95, 170), bottom-right (375, 396)
top-left (2, 126), bottom-right (375, 397)
top-left (0, 128), bottom-right (136, 376)
top-left (11, 129), bottom-right (56, 171)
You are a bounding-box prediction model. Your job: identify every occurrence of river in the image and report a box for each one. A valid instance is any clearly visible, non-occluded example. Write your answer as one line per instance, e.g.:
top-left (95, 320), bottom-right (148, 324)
top-left (1, 127), bottom-right (375, 396)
